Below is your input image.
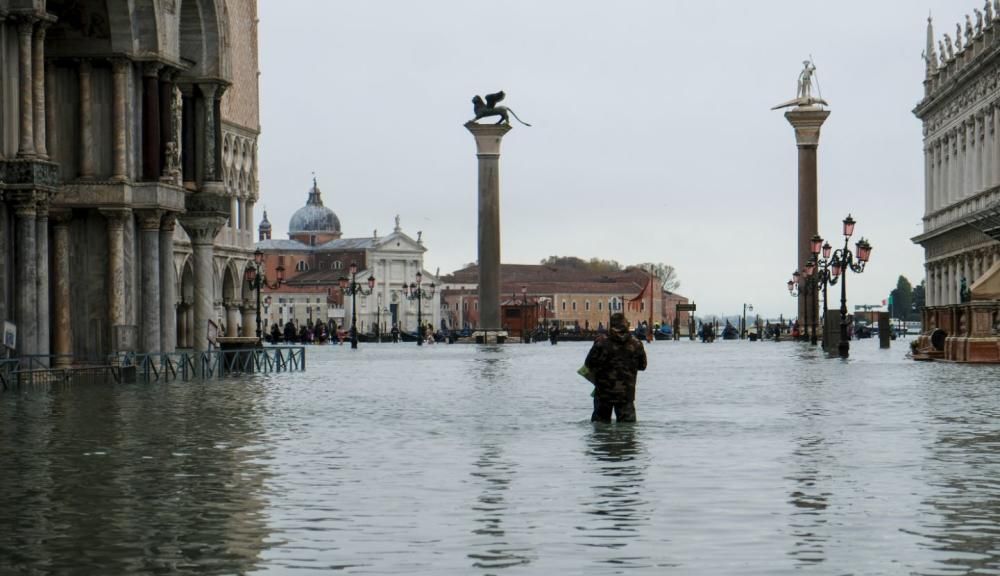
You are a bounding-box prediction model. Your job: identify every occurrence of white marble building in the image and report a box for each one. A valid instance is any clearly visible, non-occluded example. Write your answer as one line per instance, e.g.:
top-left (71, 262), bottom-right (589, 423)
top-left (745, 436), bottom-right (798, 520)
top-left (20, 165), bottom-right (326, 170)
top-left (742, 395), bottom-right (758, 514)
top-left (0, 0), bottom-right (260, 360)
top-left (914, 9), bottom-right (1000, 305)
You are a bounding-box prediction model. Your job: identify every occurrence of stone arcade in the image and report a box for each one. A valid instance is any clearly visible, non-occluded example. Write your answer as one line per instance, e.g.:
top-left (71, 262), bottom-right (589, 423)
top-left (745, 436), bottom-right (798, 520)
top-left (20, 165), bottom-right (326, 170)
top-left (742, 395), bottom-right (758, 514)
top-left (0, 0), bottom-right (260, 361)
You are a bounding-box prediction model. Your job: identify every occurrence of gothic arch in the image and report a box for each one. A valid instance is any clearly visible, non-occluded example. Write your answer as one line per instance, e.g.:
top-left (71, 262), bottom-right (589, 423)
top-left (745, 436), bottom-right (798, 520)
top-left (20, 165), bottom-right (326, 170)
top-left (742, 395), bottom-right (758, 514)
top-left (177, 0), bottom-right (227, 79)
top-left (222, 259), bottom-right (240, 302)
top-left (180, 256), bottom-right (194, 303)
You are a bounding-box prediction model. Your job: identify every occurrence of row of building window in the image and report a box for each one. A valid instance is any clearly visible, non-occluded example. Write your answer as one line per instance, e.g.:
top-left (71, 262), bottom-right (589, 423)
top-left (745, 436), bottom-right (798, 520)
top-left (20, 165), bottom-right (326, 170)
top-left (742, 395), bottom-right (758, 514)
top-left (557, 300), bottom-right (637, 312)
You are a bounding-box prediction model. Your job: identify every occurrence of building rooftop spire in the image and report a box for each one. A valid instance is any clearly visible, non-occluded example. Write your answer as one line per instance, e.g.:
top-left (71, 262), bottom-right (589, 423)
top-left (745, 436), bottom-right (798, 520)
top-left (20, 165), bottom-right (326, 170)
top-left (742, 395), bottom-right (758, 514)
top-left (307, 177), bottom-right (324, 207)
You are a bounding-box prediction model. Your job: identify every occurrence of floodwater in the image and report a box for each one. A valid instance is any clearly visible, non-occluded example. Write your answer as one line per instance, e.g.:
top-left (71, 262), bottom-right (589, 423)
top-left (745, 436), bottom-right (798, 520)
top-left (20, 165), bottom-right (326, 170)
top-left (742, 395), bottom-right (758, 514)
top-left (2, 338), bottom-right (1000, 575)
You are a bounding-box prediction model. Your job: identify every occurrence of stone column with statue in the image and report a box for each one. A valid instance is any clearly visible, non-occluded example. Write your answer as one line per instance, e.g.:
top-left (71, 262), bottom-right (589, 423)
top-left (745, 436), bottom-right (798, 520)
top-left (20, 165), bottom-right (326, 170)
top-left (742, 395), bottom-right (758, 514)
top-left (773, 61), bottom-right (830, 338)
top-left (464, 91), bottom-right (530, 343)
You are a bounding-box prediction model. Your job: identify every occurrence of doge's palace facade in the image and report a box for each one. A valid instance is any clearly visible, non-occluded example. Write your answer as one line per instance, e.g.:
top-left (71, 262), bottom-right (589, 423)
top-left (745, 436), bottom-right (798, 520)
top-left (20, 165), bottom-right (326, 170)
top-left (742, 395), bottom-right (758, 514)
top-left (0, 0), bottom-right (260, 361)
top-left (914, 8), bottom-right (1000, 306)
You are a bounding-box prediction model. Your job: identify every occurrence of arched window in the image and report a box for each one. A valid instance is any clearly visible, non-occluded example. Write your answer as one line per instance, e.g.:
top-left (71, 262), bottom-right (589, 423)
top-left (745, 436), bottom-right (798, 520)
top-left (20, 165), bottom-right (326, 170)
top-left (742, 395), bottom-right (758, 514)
top-left (572, 301), bottom-right (577, 311)
top-left (585, 301), bottom-right (591, 311)
top-left (296, 261), bottom-right (309, 272)
top-left (562, 301), bottom-right (567, 311)
top-left (333, 261), bottom-right (343, 270)
top-left (598, 301), bottom-right (603, 311)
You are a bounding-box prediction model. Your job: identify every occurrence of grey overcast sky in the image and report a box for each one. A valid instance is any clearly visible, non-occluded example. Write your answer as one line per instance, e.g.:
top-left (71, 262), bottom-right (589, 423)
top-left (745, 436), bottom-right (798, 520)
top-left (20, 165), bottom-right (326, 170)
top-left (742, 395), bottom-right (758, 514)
top-left (258, 0), bottom-right (968, 318)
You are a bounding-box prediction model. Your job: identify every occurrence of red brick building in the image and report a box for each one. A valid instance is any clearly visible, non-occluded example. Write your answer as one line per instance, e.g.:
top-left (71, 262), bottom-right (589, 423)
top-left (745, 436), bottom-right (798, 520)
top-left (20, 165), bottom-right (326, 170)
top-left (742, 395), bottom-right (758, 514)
top-left (439, 264), bottom-right (690, 336)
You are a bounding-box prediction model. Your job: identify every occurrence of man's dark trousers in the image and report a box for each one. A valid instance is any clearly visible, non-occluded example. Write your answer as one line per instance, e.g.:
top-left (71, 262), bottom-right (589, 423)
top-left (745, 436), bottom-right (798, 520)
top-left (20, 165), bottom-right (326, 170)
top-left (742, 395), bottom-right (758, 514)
top-left (591, 397), bottom-right (636, 422)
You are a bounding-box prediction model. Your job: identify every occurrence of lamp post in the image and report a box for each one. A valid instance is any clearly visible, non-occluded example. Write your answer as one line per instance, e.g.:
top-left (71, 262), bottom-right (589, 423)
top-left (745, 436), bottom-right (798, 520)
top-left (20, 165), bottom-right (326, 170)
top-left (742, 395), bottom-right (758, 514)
top-left (809, 235), bottom-right (837, 349)
top-left (829, 214), bottom-right (873, 358)
top-left (403, 271), bottom-right (436, 346)
top-left (741, 303), bottom-right (753, 340)
top-left (788, 261), bottom-right (819, 345)
top-left (244, 249), bottom-right (284, 344)
top-left (520, 285), bottom-right (530, 343)
top-left (375, 293), bottom-right (383, 343)
top-left (338, 262), bottom-right (375, 350)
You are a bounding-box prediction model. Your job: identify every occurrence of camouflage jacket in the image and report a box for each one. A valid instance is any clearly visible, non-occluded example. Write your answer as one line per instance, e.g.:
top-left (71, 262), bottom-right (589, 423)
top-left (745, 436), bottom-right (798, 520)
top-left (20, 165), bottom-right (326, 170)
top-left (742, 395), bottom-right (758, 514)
top-left (584, 328), bottom-right (647, 401)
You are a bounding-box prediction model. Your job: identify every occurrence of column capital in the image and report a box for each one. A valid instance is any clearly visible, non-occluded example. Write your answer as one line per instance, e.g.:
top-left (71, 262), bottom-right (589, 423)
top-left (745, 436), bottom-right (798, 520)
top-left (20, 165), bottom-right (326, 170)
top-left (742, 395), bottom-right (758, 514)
top-left (35, 194), bottom-right (50, 218)
top-left (179, 214), bottom-right (226, 245)
top-left (161, 211), bottom-right (178, 232)
top-left (465, 121), bottom-right (512, 155)
top-left (11, 192), bottom-right (38, 218)
top-left (137, 209), bottom-right (163, 231)
top-left (783, 108), bottom-right (831, 148)
top-left (78, 58), bottom-right (92, 73)
top-left (50, 209), bottom-right (73, 226)
top-left (16, 17), bottom-right (36, 36)
top-left (100, 208), bottom-right (132, 230)
top-left (198, 82), bottom-right (218, 99)
top-left (110, 57), bottom-right (131, 74)
top-left (143, 62), bottom-right (163, 78)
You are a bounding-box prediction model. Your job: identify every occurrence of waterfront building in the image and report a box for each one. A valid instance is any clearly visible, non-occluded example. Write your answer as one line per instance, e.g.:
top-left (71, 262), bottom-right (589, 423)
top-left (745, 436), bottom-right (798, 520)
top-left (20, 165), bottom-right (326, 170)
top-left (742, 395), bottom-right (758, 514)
top-left (439, 264), bottom-right (690, 333)
top-left (914, 10), bottom-right (1000, 305)
top-left (255, 181), bottom-right (440, 334)
top-left (0, 0), bottom-right (260, 360)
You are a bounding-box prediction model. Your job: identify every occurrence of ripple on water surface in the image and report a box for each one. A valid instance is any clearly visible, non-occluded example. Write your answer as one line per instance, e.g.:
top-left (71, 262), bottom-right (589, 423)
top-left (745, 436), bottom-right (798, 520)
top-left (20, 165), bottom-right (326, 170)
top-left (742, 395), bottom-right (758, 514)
top-left (2, 340), bottom-right (1000, 574)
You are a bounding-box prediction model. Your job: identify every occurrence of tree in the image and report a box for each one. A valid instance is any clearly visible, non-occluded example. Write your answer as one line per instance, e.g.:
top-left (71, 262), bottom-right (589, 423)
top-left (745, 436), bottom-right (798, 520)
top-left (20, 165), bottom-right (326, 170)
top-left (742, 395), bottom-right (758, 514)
top-left (889, 275), bottom-right (913, 321)
top-left (637, 262), bottom-right (681, 292)
top-left (911, 281), bottom-right (925, 319)
top-left (539, 256), bottom-right (622, 273)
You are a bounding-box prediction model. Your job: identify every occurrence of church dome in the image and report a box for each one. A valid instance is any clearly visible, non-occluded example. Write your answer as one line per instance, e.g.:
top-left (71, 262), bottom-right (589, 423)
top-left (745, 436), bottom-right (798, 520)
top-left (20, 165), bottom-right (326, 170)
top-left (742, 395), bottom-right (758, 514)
top-left (289, 179), bottom-right (341, 235)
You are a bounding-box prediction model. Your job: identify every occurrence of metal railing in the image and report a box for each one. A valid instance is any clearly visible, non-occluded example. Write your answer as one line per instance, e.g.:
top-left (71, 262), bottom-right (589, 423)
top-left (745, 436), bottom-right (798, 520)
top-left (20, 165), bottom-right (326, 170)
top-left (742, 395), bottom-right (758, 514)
top-left (112, 347), bottom-right (307, 383)
top-left (0, 347), bottom-right (306, 388)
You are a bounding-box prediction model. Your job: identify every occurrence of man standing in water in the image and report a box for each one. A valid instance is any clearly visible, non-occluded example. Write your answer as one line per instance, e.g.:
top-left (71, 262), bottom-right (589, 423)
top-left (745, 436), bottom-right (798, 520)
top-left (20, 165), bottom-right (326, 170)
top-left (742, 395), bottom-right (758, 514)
top-left (585, 312), bottom-right (648, 422)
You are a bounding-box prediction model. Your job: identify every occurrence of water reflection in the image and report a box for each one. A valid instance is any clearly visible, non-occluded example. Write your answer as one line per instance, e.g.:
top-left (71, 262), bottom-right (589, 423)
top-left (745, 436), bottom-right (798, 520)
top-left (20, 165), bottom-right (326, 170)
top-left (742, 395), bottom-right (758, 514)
top-left (0, 381), bottom-right (273, 575)
top-left (577, 424), bottom-right (652, 566)
top-left (467, 443), bottom-right (533, 571)
top-left (919, 389), bottom-right (1000, 574)
top-left (785, 394), bottom-right (833, 567)
top-left (470, 345), bottom-right (510, 383)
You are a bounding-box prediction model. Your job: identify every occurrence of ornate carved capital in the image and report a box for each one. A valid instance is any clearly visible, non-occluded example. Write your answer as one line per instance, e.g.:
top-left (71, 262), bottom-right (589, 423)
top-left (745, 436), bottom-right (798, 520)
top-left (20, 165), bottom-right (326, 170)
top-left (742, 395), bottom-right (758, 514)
top-left (160, 212), bottom-right (178, 232)
top-left (137, 209), bottom-right (163, 231)
top-left (100, 208), bottom-right (132, 230)
top-left (12, 192), bottom-right (37, 218)
top-left (179, 214), bottom-right (226, 245)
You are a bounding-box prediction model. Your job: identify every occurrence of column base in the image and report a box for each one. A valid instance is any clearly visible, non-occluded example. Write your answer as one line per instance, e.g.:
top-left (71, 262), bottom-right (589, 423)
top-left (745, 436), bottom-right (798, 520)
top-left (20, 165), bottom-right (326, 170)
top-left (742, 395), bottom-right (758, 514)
top-left (473, 330), bottom-right (508, 344)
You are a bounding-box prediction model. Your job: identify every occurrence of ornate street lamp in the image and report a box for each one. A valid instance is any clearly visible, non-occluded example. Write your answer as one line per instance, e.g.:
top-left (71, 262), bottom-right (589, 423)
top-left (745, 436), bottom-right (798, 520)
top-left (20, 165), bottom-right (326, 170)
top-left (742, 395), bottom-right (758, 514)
top-left (403, 271), bottom-right (436, 346)
top-left (244, 249), bottom-right (284, 344)
top-left (828, 214), bottom-right (873, 358)
top-left (338, 262), bottom-right (375, 350)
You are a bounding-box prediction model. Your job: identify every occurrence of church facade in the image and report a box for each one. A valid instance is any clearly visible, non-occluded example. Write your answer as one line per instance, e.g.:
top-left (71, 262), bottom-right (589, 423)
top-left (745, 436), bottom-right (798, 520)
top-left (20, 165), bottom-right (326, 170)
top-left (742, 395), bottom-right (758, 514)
top-left (255, 180), bottom-right (440, 334)
top-left (0, 0), bottom-right (260, 360)
top-left (914, 9), bottom-right (1000, 305)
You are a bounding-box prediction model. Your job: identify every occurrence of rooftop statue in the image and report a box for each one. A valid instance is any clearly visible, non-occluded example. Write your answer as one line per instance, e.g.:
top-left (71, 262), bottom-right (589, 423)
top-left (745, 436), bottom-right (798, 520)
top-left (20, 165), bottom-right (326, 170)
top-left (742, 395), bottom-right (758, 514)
top-left (945, 33), bottom-right (955, 60)
top-left (976, 9), bottom-right (984, 35)
top-left (966, 15), bottom-right (975, 42)
top-left (469, 91), bottom-right (532, 126)
top-left (939, 40), bottom-right (948, 65)
top-left (956, 23), bottom-right (963, 50)
top-left (771, 60), bottom-right (828, 110)
top-left (995, 0), bottom-right (999, 20)
top-left (987, 0), bottom-right (994, 24)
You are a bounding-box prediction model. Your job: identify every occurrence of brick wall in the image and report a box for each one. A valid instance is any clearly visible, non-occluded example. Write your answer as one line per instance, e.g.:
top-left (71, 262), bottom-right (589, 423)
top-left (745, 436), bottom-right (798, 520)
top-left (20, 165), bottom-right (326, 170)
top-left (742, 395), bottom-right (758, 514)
top-left (222, 0), bottom-right (260, 132)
